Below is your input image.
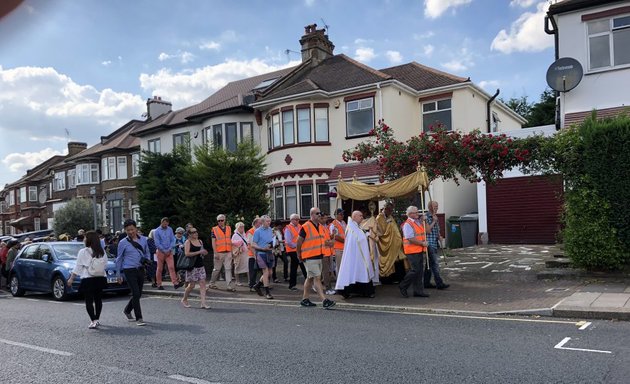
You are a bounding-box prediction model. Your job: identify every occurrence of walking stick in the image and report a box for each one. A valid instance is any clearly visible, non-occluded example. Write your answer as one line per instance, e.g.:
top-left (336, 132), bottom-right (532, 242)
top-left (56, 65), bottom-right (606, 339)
top-left (419, 186), bottom-right (429, 272)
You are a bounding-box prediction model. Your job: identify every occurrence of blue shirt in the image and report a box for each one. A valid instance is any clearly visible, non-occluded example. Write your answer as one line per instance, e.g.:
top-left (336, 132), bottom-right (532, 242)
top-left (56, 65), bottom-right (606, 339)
top-left (154, 225), bottom-right (175, 253)
top-left (115, 235), bottom-right (150, 277)
top-left (426, 213), bottom-right (440, 249)
top-left (253, 226), bottom-right (274, 255)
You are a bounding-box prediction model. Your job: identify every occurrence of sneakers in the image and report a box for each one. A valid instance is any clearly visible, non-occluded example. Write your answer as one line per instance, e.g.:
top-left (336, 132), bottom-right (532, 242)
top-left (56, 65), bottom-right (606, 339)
top-left (300, 298), bottom-right (317, 307)
top-left (88, 321), bottom-right (97, 329)
top-left (325, 289), bottom-right (336, 295)
top-left (265, 293), bottom-right (274, 300)
top-left (95, 320), bottom-right (101, 327)
top-left (200, 303), bottom-right (211, 309)
top-left (136, 319), bottom-right (146, 326)
top-left (151, 282), bottom-right (158, 288)
top-left (254, 283), bottom-right (263, 297)
top-left (122, 311), bottom-right (134, 321)
top-left (322, 299), bottom-right (336, 310)
top-left (437, 284), bottom-right (450, 290)
top-left (174, 281), bottom-right (184, 290)
top-left (157, 286), bottom-right (164, 291)
top-left (288, 286), bottom-right (298, 291)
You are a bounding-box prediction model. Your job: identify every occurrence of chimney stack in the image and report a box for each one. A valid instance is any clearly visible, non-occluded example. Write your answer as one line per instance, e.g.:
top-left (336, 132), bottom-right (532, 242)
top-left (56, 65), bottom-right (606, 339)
top-left (67, 142), bottom-right (87, 156)
top-left (299, 23), bottom-right (334, 66)
top-left (146, 96), bottom-right (172, 121)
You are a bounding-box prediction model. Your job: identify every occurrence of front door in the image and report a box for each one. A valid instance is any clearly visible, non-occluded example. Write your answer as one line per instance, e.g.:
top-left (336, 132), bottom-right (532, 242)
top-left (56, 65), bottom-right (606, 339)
top-left (110, 199), bottom-right (122, 233)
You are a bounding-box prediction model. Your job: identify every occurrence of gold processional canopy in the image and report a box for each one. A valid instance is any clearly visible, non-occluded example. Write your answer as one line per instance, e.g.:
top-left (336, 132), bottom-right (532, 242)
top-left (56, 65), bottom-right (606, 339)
top-left (336, 170), bottom-right (429, 201)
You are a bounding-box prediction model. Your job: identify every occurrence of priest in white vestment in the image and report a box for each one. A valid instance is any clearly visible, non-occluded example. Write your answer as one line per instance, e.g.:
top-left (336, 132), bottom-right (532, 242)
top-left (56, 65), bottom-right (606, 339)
top-left (335, 211), bottom-right (376, 298)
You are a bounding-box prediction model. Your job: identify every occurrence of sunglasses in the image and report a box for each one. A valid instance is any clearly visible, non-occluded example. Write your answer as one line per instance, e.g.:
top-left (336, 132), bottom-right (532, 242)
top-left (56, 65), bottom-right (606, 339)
top-left (218, 219), bottom-right (225, 222)
top-left (190, 231), bottom-right (198, 234)
top-left (314, 212), bottom-right (322, 215)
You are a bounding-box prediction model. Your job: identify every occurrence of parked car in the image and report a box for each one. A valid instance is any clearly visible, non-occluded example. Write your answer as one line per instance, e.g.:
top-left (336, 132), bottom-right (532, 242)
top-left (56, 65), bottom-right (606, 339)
top-left (8, 241), bottom-right (128, 300)
top-left (14, 229), bottom-right (54, 243)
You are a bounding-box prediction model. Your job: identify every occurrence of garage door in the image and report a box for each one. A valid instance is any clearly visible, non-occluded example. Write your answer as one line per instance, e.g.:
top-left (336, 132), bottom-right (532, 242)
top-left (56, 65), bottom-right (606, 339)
top-left (487, 175), bottom-right (563, 244)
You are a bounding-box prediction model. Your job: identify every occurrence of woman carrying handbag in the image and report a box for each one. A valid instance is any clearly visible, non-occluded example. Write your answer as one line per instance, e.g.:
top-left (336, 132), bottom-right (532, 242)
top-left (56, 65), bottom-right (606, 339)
top-left (180, 227), bottom-right (210, 309)
top-left (68, 231), bottom-right (108, 329)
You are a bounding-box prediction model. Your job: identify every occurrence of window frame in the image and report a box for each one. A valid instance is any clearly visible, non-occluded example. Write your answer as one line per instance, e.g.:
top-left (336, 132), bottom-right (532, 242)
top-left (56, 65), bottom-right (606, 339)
top-left (131, 153), bottom-right (140, 177)
top-left (296, 107), bottom-right (311, 144)
top-left (173, 132), bottom-right (191, 152)
top-left (9, 190), bottom-right (15, 206)
top-left (315, 107), bottom-right (329, 142)
top-left (271, 113), bottom-right (281, 149)
top-left (586, 14), bottom-right (630, 71)
top-left (285, 185), bottom-right (297, 219)
top-left (147, 138), bottom-right (161, 153)
top-left (19, 187), bottom-right (26, 203)
top-left (53, 171), bottom-right (66, 191)
top-left (317, 184), bottom-right (330, 215)
top-left (117, 156), bottom-right (128, 179)
top-left (240, 122), bottom-right (254, 144)
top-left (274, 187), bottom-right (284, 220)
top-left (421, 98), bottom-right (452, 132)
top-left (212, 124), bottom-right (223, 149)
top-left (67, 169), bottom-right (76, 189)
top-left (282, 109), bottom-right (295, 146)
top-left (345, 97), bottom-right (374, 138)
top-left (225, 123), bottom-right (238, 152)
top-left (28, 186), bottom-right (38, 202)
top-left (299, 184), bottom-right (313, 218)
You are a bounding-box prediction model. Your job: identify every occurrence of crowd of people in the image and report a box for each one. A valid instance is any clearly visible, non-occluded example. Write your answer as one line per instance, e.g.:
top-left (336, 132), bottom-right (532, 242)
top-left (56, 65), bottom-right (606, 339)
top-left (1, 201), bottom-right (449, 329)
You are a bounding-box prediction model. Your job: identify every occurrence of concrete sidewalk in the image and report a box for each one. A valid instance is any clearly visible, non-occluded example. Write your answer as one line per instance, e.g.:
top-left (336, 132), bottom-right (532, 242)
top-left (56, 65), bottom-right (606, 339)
top-left (143, 244), bottom-right (630, 321)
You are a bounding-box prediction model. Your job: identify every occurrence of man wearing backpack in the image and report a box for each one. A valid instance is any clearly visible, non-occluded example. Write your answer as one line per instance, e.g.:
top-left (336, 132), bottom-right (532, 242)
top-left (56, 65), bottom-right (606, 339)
top-left (116, 219), bottom-right (152, 326)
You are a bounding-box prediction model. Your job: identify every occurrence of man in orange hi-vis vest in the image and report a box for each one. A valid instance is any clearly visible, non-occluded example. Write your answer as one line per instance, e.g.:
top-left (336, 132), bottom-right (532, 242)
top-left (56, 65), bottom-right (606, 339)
top-left (284, 214), bottom-right (307, 291)
top-left (296, 207), bottom-right (336, 309)
top-left (209, 214), bottom-right (234, 291)
top-left (399, 206), bottom-right (430, 298)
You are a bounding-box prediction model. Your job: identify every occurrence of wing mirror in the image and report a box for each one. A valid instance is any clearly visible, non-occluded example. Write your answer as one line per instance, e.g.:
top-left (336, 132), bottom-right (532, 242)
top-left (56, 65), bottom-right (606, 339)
top-left (42, 254), bottom-right (51, 262)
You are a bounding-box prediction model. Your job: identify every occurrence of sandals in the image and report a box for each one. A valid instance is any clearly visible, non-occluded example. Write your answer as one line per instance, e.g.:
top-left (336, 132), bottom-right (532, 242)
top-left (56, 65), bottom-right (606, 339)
top-left (200, 303), bottom-right (211, 309)
top-left (180, 299), bottom-right (191, 308)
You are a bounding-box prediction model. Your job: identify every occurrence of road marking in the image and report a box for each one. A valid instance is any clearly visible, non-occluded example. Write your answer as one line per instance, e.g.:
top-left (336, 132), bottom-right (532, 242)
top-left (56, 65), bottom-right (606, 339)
top-left (168, 374), bottom-right (221, 384)
top-left (148, 296), bottom-right (577, 325)
top-left (554, 337), bottom-right (611, 354)
top-left (0, 338), bottom-right (73, 356)
top-left (578, 321), bottom-right (592, 330)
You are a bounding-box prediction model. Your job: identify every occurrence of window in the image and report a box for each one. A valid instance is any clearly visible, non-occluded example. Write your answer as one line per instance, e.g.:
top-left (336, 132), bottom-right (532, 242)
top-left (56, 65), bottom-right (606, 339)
top-left (422, 98), bottom-right (452, 132)
top-left (67, 169), bottom-right (76, 189)
top-left (20, 187), bottom-right (26, 203)
top-left (315, 107), bottom-right (329, 142)
top-left (297, 108), bottom-right (311, 143)
top-left (76, 164), bottom-right (99, 185)
top-left (148, 138), bottom-right (161, 153)
top-left (240, 122), bottom-right (254, 144)
top-left (274, 187), bottom-right (284, 219)
top-left (9, 190), bottom-right (15, 206)
top-left (117, 157), bottom-right (127, 179)
top-left (108, 157), bottom-right (116, 180)
top-left (346, 98), bottom-right (374, 137)
top-left (225, 123), bottom-right (238, 152)
top-left (300, 185), bottom-right (313, 218)
top-left (28, 186), bottom-right (37, 202)
top-left (132, 153), bottom-right (140, 177)
top-left (269, 189), bottom-right (274, 218)
top-left (272, 113), bottom-right (281, 148)
top-left (53, 171), bottom-right (66, 191)
top-left (318, 184), bottom-right (330, 215)
top-left (212, 124), bottom-right (223, 149)
top-left (588, 15), bottom-right (630, 70)
top-left (285, 185), bottom-right (297, 219)
top-left (282, 110), bottom-right (295, 145)
top-left (173, 132), bottom-right (190, 151)
top-left (34, 217), bottom-right (41, 231)
top-left (4, 221), bottom-right (10, 236)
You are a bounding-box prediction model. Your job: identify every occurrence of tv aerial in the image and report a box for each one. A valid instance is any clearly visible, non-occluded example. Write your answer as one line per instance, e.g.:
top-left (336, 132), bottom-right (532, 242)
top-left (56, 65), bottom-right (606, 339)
top-left (546, 57), bottom-right (583, 92)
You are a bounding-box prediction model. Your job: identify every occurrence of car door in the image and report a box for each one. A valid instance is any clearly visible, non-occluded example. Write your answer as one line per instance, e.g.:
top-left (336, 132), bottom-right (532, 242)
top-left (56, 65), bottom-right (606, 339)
top-left (34, 244), bottom-right (54, 291)
top-left (17, 245), bottom-right (39, 290)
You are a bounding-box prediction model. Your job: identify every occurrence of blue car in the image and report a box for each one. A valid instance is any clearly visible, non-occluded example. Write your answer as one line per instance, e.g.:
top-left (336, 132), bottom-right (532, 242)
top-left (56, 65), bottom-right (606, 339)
top-left (9, 241), bottom-right (128, 300)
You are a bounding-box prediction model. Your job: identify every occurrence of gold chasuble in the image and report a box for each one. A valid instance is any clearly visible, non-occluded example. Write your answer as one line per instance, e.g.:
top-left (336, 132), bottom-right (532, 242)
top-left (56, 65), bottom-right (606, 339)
top-left (376, 212), bottom-right (406, 277)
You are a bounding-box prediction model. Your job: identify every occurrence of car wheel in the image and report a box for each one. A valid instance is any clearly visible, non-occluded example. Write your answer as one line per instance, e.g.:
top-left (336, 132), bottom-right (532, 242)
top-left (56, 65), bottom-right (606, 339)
top-left (51, 275), bottom-right (68, 301)
top-left (10, 274), bottom-right (25, 297)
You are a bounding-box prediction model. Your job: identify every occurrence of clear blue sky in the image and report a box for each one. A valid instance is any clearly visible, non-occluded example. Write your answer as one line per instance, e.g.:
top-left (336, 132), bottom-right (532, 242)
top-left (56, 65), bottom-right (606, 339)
top-left (0, 0), bottom-right (557, 187)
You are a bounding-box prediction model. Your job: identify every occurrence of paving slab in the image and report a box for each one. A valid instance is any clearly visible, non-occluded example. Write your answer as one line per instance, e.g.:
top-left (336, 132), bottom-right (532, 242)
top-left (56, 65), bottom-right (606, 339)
top-left (591, 293), bottom-right (630, 308)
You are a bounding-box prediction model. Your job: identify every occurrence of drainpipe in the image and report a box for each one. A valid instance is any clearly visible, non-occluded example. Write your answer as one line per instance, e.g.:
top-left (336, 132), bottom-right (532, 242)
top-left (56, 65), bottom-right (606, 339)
top-left (376, 82), bottom-right (383, 122)
top-left (487, 89), bottom-right (500, 133)
top-left (545, 13), bottom-right (561, 130)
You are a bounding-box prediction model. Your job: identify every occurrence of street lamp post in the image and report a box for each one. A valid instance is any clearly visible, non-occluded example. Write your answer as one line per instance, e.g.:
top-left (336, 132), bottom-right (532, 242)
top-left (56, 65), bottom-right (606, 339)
top-left (90, 187), bottom-right (97, 230)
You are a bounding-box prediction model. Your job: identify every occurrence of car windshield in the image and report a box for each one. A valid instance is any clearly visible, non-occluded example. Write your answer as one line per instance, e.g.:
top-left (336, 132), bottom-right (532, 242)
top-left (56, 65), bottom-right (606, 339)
top-left (52, 243), bottom-right (83, 260)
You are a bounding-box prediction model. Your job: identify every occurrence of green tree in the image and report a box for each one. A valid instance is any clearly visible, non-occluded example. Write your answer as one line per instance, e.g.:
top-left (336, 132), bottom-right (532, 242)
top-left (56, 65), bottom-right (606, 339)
top-left (502, 95), bottom-right (532, 121)
top-left (503, 89), bottom-right (556, 128)
top-left (136, 146), bottom-right (192, 231)
top-left (53, 198), bottom-right (96, 236)
top-left (179, 141), bottom-right (268, 239)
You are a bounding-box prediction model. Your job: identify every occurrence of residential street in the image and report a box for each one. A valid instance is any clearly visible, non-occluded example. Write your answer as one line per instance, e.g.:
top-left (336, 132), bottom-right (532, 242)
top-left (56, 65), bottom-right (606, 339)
top-left (1, 291), bottom-right (629, 384)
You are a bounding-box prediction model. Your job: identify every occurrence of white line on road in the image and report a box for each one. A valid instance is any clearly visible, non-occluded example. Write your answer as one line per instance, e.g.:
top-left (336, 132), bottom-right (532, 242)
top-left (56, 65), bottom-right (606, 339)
top-left (578, 322), bottom-right (592, 330)
top-left (168, 374), bottom-right (221, 384)
top-left (554, 337), bottom-right (611, 354)
top-left (0, 338), bottom-right (74, 356)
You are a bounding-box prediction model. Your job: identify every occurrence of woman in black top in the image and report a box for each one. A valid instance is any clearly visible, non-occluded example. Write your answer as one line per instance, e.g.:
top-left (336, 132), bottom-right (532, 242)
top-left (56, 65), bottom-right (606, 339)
top-left (181, 228), bottom-right (210, 309)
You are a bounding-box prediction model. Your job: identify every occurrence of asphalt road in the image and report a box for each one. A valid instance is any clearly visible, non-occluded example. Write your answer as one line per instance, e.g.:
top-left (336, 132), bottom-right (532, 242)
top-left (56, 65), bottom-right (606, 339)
top-left (1, 291), bottom-right (629, 384)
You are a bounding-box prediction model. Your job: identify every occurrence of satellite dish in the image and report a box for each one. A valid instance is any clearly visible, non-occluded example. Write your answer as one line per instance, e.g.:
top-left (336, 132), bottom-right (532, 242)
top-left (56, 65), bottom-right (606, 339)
top-left (38, 189), bottom-right (47, 204)
top-left (546, 57), bottom-right (583, 92)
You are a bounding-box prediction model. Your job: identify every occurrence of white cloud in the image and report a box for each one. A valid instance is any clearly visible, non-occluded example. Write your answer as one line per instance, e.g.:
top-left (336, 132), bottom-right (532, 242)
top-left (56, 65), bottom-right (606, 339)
top-left (2, 148), bottom-right (64, 173)
top-left (442, 59), bottom-right (468, 72)
top-left (139, 59), bottom-right (300, 108)
top-left (304, 0), bottom-right (316, 6)
top-left (158, 52), bottom-right (172, 61)
top-left (510, 0), bottom-right (536, 7)
top-left (423, 44), bottom-right (435, 57)
top-left (199, 41), bottom-right (221, 50)
top-left (180, 51), bottom-right (195, 64)
top-left (491, 2), bottom-right (553, 53)
top-left (354, 47), bottom-right (376, 63)
top-left (479, 80), bottom-right (501, 91)
top-left (424, 0), bottom-right (472, 19)
top-left (101, 60), bottom-right (112, 66)
top-left (413, 31), bottom-right (435, 40)
top-left (354, 38), bottom-right (374, 45)
top-left (385, 50), bottom-right (403, 64)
